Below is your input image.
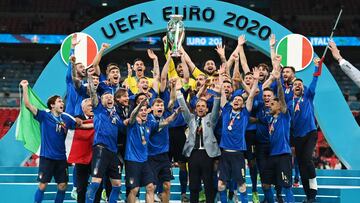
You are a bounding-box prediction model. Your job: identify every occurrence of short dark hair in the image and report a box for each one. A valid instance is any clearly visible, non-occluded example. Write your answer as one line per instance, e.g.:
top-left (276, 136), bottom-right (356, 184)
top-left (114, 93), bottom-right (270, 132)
top-left (47, 95), bottom-right (61, 109)
top-left (223, 80), bottom-right (232, 85)
top-left (245, 72), bottom-right (253, 76)
top-left (272, 97), bottom-right (280, 102)
top-left (258, 63), bottom-right (269, 72)
top-left (294, 78), bottom-right (303, 83)
top-left (114, 88), bottom-right (128, 99)
top-left (282, 66), bottom-right (296, 73)
top-left (135, 92), bottom-right (147, 104)
top-left (151, 98), bottom-right (164, 106)
top-left (133, 58), bottom-right (144, 64)
top-left (106, 63), bottom-right (120, 75)
top-left (263, 87), bottom-right (274, 93)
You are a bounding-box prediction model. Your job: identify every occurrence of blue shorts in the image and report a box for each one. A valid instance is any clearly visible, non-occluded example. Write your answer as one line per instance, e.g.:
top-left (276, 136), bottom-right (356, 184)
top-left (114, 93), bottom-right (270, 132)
top-left (125, 160), bottom-right (155, 189)
top-left (262, 154), bottom-right (292, 187)
top-left (148, 153), bottom-right (173, 184)
top-left (91, 145), bottom-right (122, 180)
top-left (37, 156), bottom-right (68, 183)
top-left (218, 151), bottom-right (246, 184)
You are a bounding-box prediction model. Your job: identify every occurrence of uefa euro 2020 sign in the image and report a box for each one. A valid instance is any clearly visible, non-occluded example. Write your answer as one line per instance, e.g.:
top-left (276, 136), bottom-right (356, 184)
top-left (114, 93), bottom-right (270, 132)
top-left (2, 0), bottom-right (359, 169)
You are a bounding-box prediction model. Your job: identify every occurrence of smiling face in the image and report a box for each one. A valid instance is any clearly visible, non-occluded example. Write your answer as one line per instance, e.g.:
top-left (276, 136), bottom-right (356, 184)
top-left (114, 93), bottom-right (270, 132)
top-left (116, 91), bottom-right (129, 107)
top-left (293, 80), bottom-right (304, 97)
top-left (133, 59), bottom-right (145, 77)
top-left (108, 67), bottom-right (120, 85)
top-left (151, 99), bottom-right (165, 117)
top-left (101, 93), bottom-right (115, 109)
top-left (223, 82), bottom-right (233, 98)
top-left (195, 99), bottom-right (208, 117)
top-left (75, 63), bottom-right (86, 78)
top-left (82, 99), bottom-right (93, 117)
top-left (244, 74), bottom-right (254, 86)
top-left (269, 99), bottom-right (281, 115)
top-left (204, 60), bottom-right (216, 75)
top-left (258, 65), bottom-right (269, 82)
top-left (138, 105), bottom-right (149, 121)
top-left (232, 96), bottom-right (244, 111)
top-left (138, 77), bottom-right (149, 92)
top-left (52, 98), bottom-right (64, 114)
top-left (263, 89), bottom-right (274, 107)
top-left (92, 75), bottom-right (100, 87)
top-left (282, 67), bottom-right (295, 83)
top-left (176, 63), bottom-right (184, 78)
top-left (196, 74), bottom-right (207, 90)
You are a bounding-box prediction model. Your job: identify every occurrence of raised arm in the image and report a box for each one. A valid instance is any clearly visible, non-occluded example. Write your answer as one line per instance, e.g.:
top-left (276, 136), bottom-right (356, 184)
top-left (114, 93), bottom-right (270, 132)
top-left (20, 80), bottom-right (38, 115)
top-left (273, 55), bottom-right (287, 113)
top-left (182, 47), bottom-right (204, 78)
top-left (307, 58), bottom-right (320, 97)
top-left (329, 40), bottom-right (360, 88)
top-left (88, 72), bottom-right (99, 108)
top-left (70, 55), bottom-right (82, 89)
top-left (92, 43), bottom-right (110, 76)
top-left (160, 52), bottom-right (172, 93)
top-left (246, 67), bottom-right (260, 112)
top-left (181, 53), bottom-right (190, 85)
top-left (129, 98), bottom-right (147, 125)
top-left (168, 78), bottom-right (177, 111)
top-left (159, 107), bottom-right (182, 129)
top-left (176, 90), bottom-right (192, 124)
top-left (237, 35), bottom-right (251, 74)
top-left (269, 34), bottom-right (276, 62)
top-left (215, 44), bottom-right (229, 75)
top-left (148, 49), bottom-right (160, 94)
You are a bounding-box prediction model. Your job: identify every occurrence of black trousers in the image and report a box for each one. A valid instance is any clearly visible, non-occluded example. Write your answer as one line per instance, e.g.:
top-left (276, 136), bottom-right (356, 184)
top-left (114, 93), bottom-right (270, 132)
top-left (75, 163), bottom-right (103, 203)
top-left (294, 130), bottom-right (318, 199)
top-left (188, 149), bottom-right (215, 203)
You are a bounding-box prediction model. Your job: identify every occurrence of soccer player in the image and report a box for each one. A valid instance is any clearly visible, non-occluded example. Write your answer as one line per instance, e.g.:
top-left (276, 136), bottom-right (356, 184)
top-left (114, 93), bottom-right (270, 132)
top-left (20, 80), bottom-right (83, 203)
top-left (217, 67), bottom-right (259, 203)
top-left (125, 97), bottom-right (180, 203)
top-left (262, 56), bottom-right (295, 203)
top-left (85, 72), bottom-right (126, 203)
top-left (287, 58), bottom-right (322, 203)
top-left (176, 75), bottom-right (221, 203)
top-left (328, 40), bottom-right (360, 88)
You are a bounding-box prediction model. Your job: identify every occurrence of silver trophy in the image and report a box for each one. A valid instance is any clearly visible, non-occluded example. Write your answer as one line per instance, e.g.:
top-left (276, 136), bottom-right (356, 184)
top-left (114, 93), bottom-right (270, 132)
top-left (166, 15), bottom-right (185, 57)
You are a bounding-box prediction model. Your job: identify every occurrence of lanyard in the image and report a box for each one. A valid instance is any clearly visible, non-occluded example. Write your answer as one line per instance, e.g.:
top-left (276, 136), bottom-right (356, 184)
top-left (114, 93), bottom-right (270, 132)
top-left (107, 107), bottom-right (120, 124)
top-left (51, 113), bottom-right (66, 133)
top-left (268, 116), bottom-right (278, 136)
top-left (228, 111), bottom-right (240, 131)
top-left (139, 123), bottom-right (147, 145)
top-left (292, 96), bottom-right (303, 112)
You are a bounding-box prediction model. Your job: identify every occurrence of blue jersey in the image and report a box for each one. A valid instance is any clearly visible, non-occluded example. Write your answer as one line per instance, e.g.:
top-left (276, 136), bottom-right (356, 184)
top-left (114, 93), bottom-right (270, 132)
top-left (148, 111), bottom-right (171, 156)
top-left (255, 102), bottom-right (271, 144)
top-left (93, 103), bottom-right (125, 153)
top-left (65, 49), bottom-right (85, 116)
top-left (97, 82), bottom-right (120, 96)
top-left (288, 76), bottom-right (318, 137)
top-left (34, 110), bottom-right (76, 160)
top-left (125, 120), bottom-right (159, 162)
top-left (246, 99), bottom-right (259, 131)
top-left (220, 103), bottom-right (249, 151)
top-left (268, 111), bottom-right (291, 155)
top-left (160, 88), bottom-right (187, 128)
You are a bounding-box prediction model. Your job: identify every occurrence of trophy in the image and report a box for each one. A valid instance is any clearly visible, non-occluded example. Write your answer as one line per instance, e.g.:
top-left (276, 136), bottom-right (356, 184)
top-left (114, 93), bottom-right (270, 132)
top-left (166, 15), bottom-right (185, 57)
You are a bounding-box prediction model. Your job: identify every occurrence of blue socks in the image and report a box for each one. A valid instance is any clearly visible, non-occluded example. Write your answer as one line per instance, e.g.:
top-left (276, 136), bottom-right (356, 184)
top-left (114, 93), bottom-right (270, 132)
top-left (55, 189), bottom-right (66, 203)
top-left (239, 191), bottom-right (248, 203)
top-left (282, 187), bottom-right (295, 203)
top-left (73, 166), bottom-right (77, 188)
top-left (263, 187), bottom-right (275, 203)
top-left (249, 164), bottom-right (258, 192)
top-left (109, 186), bottom-right (121, 203)
top-left (179, 169), bottom-right (187, 194)
top-left (86, 182), bottom-right (100, 203)
top-left (219, 190), bottom-right (227, 203)
top-left (34, 188), bottom-right (45, 203)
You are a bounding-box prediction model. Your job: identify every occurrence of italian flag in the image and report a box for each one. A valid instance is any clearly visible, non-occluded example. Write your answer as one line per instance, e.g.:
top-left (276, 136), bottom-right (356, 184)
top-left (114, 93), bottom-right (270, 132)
top-left (276, 34), bottom-right (314, 71)
top-left (65, 119), bottom-right (95, 164)
top-left (60, 32), bottom-right (98, 68)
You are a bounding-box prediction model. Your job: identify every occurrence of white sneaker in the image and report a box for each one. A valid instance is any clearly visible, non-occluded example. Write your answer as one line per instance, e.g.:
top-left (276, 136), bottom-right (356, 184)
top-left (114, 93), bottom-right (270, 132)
top-left (135, 197), bottom-right (140, 203)
top-left (71, 187), bottom-right (78, 200)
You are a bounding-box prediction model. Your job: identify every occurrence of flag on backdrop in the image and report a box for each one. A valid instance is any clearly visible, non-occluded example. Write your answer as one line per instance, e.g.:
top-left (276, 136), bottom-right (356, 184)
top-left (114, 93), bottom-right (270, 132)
top-left (15, 86), bottom-right (47, 154)
top-left (60, 32), bottom-right (98, 68)
top-left (276, 34), bottom-right (314, 72)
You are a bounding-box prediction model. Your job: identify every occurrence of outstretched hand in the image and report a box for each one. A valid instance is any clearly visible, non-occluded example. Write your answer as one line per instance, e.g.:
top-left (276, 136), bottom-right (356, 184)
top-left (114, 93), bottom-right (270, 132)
top-left (238, 35), bottom-right (246, 46)
top-left (215, 44), bottom-right (225, 57)
top-left (147, 49), bottom-right (158, 60)
top-left (71, 33), bottom-right (80, 48)
top-left (328, 40), bottom-right (342, 61)
top-left (269, 34), bottom-right (276, 48)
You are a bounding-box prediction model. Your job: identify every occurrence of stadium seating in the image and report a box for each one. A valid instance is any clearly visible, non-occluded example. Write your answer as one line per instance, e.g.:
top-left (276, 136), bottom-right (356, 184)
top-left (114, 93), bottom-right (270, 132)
top-left (0, 108), bottom-right (19, 139)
